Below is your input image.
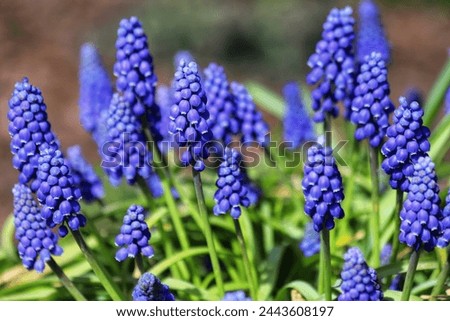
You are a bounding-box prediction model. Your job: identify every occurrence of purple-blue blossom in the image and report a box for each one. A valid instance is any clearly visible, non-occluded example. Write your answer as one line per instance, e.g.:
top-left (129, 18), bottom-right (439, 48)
top-left (174, 50), bottom-right (195, 68)
top-left (36, 148), bottom-right (86, 237)
top-left (231, 81), bottom-right (269, 147)
top-left (66, 145), bottom-right (104, 203)
top-left (405, 88), bottom-right (424, 106)
top-left (299, 221), bottom-right (320, 257)
top-left (169, 60), bottom-right (212, 171)
top-left (381, 97), bottom-right (431, 191)
top-left (115, 205), bottom-right (154, 262)
top-left (350, 52), bottom-right (394, 147)
top-left (338, 247), bottom-right (383, 301)
top-left (356, 0), bottom-right (390, 64)
top-left (78, 43), bottom-right (113, 134)
top-left (283, 82), bottom-right (315, 149)
top-left (13, 184), bottom-right (63, 273)
top-left (306, 7), bottom-right (356, 121)
top-left (222, 291), bottom-right (252, 301)
top-left (302, 145), bottom-right (345, 232)
top-left (8, 78), bottom-right (59, 191)
top-left (214, 148), bottom-right (250, 219)
top-left (132, 272), bottom-right (175, 301)
top-left (438, 188), bottom-right (450, 248)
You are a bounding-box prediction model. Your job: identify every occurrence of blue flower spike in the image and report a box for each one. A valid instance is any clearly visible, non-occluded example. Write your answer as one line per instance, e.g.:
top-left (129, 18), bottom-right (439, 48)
top-left (132, 272), bottom-right (175, 301)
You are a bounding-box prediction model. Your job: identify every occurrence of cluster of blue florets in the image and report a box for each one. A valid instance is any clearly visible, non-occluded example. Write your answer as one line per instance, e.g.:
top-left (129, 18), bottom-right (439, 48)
top-left (132, 272), bottom-right (175, 301)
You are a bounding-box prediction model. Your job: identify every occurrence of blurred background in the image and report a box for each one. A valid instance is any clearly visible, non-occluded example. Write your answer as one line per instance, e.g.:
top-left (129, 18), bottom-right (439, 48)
top-left (0, 0), bottom-right (449, 225)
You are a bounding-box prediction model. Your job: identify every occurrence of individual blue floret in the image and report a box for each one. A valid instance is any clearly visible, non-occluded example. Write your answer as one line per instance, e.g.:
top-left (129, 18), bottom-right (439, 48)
top-left (13, 184), bottom-right (63, 273)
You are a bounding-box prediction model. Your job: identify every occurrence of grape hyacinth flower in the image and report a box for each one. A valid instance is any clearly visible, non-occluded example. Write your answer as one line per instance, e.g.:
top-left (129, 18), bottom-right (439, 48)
top-left (66, 145), bottom-right (104, 203)
top-left (222, 291), bottom-right (252, 301)
top-left (13, 184), bottom-right (63, 273)
top-left (8, 78), bottom-right (59, 190)
top-left (115, 205), bottom-right (154, 262)
top-left (78, 43), bottom-right (113, 134)
top-left (105, 93), bottom-right (154, 186)
top-left (299, 221), bottom-right (320, 257)
top-left (306, 7), bottom-right (356, 121)
top-left (400, 156), bottom-right (447, 251)
top-left (405, 88), bottom-right (424, 106)
top-left (381, 97), bottom-right (431, 191)
top-left (350, 52), bottom-right (394, 147)
top-left (155, 85), bottom-right (174, 154)
top-left (174, 50), bottom-right (195, 68)
top-left (356, 0), bottom-right (390, 64)
top-left (231, 81), bottom-right (269, 147)
top-left (204, 63), bottom-right (239, 144)
top-left (36, 148), bottom-right (86, 237)
top-left (169, 60), bottom-right (212, 171)
top-left (302, 145), bottom-right (345, 232)
top-left (132, 272), bottom-right (175, 301)
top-left (438, 188), bottom-right (450, 248)
top-left (338, 247), bottom-right (383, 301)
top-left (283, 82), bottom-right (315, 149)
top-left (213, 148), bottom-right (250, 219)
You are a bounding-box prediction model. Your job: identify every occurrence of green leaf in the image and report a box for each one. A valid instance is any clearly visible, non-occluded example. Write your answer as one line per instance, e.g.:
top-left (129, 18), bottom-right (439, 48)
top-left (383, 290), bottom-right (421, 301)
top-left (0, 285), bottom-right (56, 300)
top-left (275, 280), bottom-right (321, 301)
top-left (423, 58), bottom-right (450, 127)
top-left (0, 214), bottom-right (18, 264)
top-left (246, 81), bottom-right (285, 118)
top-left (163, 278), bottom-right (211, 300)
top-left (376, 259), bottom-right (438, 278)
top-left (258, 246), bottom-right (285, 300)
top-left (429, 116), bottom-right (450, 163)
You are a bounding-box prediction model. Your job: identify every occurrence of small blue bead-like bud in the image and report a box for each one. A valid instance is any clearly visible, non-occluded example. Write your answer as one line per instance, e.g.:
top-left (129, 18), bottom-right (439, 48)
top-left (214, 148), bottom-right (250, 219)
top-left (222, 290), bottom-right (252, 301)
top-left (231, 81), bottom-right (269, 147)
top-left (66, 145), bottom-right (104, 203)
top-left (8, 78), bottom-right (59, 189)
top-left (381, 97), bottom-right (430, 191)
top-left (36, 148), bottom-right (86, 236)
top-left (115, 205), bottom-right (154, 262)
top-left (78, 43), bottom-right (113, 134)
top-left (404, 88), bottom-right (424, 107)
top-left (306, 7), bottom-right (356, 121)
top-left (283, 82), bottom-right (315, 149)
top-left (204, 63), bottom-right (239, 144)
top-left (338, 247), bottom-right (383, 301)
top-left (132, 272), bottom-right (175, 301)
top-left (174, 51), bottom-right (195, 69)
top-left (400, 156), bottom-right (446, 251)
top-left (169, 60), bottom-right (212, 171)
top-left (350, 52), bottom-right (394, 148)
top-left (356, 0), bottom-right (390, 64)
top-left (302, 145), bottom-right (345, 232)
top-left (299, 221), bottom-right (320, 257)
top-left (13, 184), bottom-right (63, 273)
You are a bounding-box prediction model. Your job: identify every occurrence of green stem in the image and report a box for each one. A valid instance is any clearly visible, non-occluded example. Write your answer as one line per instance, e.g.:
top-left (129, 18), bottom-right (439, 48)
top-left (47, 257), bottom-right (87, 301)
top-left (192, 168), bottom-right (225, 297)
top-left (423, 58), bottom-right (450, 127)
top-left (430, 260), bottom-right (449, 300)
top-left (369, 146), bottom-right (381, 267)
top-left (234, 219), bottom-right (258, 300)
top-left (135, 254), bottom-right (146, 275)
top-left (402, 250), bottom-right (421, 301)
top-left (71, 229), bottom-right (126, 300)
top-left (320, 228), bottom-right (332, 301)
top-left (391, 189), bottom-right (404, 264)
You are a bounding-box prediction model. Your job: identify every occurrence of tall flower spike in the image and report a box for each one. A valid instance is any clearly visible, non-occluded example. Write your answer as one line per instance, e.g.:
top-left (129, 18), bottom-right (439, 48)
top-left (114, 16), bottom-right (157, 117)
top-left (132, 272), bottom-right (175, 301)
top-left (66, 145), bottom-right (104, 203)
top-left (231, 81), bottom-right (269, 147)
top-left (169, 60), bottom-right (212, 171)
top-left (78, 43), bottom-right (113, 134)
top-left (222, 291), bottom-right (252, 301)
top-left (338, 247), bottom-right (383, 301)
top-left (204, 63), bottom-right (239, 144)
top-left (299, 221), bottom-right (320, 257)
top-left (115, 205), bottom-right (154, 262)
top-left (306, 7), bottom-right (356, 121)
top-left (105, 93), bottom-right (154, 186)
top-left (36, 148), bottom-right (86, 237)
top-left (350, 52), bottom-right (394, 147)
top-left (8, 78), bottom-right (59, 191)
top-left (381, 97), bottom-right (431, 191)
top-left (283, 82), bottom-right (315, 149)
top-left (213, 148), bottom-right (250, 219)
top-left (400, 156), bottom-right (446, 251)
top-left (356, 0), bottom-right (390, 64)
top-left (302, 145), bottom-right (345, 232)
top-left (13, 184), bottom-right (63, 273)
top-left (438, 188), bottom-right (450, 248)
